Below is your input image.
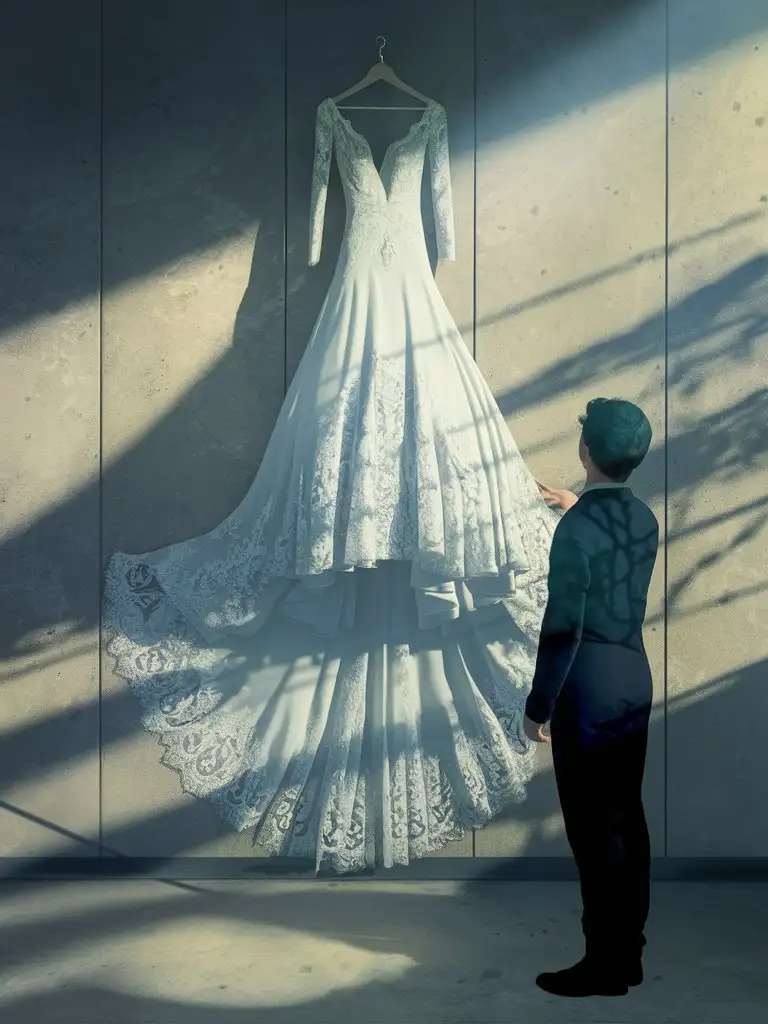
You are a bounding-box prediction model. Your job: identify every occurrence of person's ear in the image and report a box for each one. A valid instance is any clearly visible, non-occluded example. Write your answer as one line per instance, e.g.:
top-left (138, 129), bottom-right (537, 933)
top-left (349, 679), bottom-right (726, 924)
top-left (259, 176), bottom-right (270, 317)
top-left (578, 435), bottom-right (589, 465)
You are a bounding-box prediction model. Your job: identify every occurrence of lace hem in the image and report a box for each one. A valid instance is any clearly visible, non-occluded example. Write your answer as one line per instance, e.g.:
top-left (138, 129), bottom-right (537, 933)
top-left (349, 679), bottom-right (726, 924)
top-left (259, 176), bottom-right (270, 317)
top-left (104, 553), bottom-right (548, 874)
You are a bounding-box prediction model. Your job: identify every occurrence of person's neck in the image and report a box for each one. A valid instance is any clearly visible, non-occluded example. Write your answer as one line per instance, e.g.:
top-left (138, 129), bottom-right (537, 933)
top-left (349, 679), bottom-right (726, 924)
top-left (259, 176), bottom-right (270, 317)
top-left (583, 470), bottom-right (623, 488)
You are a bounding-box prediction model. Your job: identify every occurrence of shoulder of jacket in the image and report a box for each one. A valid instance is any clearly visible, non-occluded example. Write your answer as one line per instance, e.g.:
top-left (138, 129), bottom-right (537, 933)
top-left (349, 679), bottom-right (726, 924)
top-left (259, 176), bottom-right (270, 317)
top-left (554, 505), bottom-right (590, 542)
top-left (630, 492), bottom-right (658, 519)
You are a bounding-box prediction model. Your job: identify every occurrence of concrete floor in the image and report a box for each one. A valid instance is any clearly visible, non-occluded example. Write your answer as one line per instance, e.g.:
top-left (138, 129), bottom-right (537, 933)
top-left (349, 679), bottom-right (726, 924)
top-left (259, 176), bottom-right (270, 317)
top-left (0, 880), bottom-right (766, 1022)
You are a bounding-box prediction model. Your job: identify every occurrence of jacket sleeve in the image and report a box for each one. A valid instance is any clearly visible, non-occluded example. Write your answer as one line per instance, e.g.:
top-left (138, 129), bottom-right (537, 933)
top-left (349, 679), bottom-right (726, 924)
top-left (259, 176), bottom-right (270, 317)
top-left (525, 521), bottom-right (591, 724)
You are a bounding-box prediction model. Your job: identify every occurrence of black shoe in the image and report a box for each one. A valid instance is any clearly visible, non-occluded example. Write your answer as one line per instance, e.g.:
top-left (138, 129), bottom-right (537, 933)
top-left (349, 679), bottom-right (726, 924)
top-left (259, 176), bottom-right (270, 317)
top-left (627, 933), bottom-right (647, 986)
top-left (625, 960), bottom-right (643, 987)
top-left (622, 936), bottom-right (646, 986)
top-left (535, 957), bottom-right (629, 998)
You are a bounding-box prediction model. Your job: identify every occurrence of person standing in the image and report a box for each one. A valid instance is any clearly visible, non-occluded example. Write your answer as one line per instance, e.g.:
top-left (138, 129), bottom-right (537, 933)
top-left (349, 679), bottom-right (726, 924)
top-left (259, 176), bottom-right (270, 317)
top-left (523, 397), bottom-right (659, 998)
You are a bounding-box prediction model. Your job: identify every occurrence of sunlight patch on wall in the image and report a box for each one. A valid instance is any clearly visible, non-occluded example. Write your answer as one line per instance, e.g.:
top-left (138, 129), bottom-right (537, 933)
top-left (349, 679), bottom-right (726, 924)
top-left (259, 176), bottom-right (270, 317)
top-left (102, 221), bottom-right (261, 463)
top-left (0, 294), bottom-right (99, 542)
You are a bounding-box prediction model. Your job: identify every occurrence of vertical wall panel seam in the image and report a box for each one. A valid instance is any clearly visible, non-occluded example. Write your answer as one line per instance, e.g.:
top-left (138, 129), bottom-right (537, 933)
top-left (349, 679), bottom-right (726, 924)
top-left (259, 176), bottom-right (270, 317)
top-left (663, 0), bottom-right (670, 859)
top-left (97, 0), bottom-right (105, 856)
top-left (471, 0), bottom-right (478, 858)
top-left (472, 0), bottom-right (478, 366)
top-left (283, 0), bottom-right (289, 398)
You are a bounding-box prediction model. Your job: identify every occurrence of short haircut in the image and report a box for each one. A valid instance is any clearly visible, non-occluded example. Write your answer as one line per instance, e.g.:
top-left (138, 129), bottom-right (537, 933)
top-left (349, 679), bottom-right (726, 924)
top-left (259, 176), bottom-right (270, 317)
top-left (579, 397), bottom-right (652, 482)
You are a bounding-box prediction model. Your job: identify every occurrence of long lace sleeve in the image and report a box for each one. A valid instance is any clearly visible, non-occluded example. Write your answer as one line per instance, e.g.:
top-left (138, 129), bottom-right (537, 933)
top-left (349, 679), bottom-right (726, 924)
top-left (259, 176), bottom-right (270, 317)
top-left (309, 100), bottom-right (334, 267)
top-left (428, 104), bottom-right (456, 262)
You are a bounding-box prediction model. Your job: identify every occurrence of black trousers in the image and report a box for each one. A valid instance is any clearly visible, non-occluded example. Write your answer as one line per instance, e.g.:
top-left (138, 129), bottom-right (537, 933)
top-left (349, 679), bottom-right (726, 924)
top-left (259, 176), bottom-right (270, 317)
top-left (551, 717), bottom-right (651, 966)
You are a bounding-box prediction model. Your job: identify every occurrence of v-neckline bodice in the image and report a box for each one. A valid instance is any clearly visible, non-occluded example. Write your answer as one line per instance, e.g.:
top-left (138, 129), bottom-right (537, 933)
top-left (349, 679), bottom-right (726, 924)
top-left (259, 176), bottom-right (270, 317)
top-left (327, 97), bottom-right (438, 195)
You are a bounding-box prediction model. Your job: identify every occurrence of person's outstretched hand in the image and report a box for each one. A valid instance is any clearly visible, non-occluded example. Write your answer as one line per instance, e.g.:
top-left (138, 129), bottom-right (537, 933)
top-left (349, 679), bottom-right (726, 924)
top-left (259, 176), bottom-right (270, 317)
top-left (536, 480), bottom-right (579, 513)
top-left (523, 714), bottom-right (550, 743)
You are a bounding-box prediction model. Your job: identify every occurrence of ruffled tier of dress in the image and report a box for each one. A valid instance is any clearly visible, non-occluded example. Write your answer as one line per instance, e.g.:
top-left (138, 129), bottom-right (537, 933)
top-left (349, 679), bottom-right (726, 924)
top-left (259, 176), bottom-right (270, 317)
top-left (103, 236), bottom-right (559, 872)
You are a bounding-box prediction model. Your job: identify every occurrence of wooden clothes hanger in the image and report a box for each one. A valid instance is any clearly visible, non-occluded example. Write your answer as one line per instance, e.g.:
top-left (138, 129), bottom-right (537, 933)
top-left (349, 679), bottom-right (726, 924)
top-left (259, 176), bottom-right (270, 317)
top-left (333, 36), bottom-right (433, 111)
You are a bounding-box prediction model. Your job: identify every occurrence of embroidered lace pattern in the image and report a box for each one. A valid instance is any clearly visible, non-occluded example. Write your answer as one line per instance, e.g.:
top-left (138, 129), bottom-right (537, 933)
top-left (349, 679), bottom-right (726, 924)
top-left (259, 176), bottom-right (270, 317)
top-left (104, 552), bottom-right (550, 873)
top-left (309, 99), bottom-right (456, 269)
top-left (103, 93), bottom-right (560, 873)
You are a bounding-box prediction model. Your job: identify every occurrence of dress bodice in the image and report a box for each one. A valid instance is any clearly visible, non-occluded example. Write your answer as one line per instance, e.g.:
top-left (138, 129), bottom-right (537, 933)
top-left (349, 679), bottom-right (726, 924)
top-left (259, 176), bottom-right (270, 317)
top-left (309, 98), bottom-right (456, 269)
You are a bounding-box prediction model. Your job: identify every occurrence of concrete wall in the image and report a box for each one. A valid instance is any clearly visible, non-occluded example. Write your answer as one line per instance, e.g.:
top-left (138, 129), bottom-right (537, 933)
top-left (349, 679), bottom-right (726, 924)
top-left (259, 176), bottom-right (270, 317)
top-left (1, 0), bottom-right (766, 869)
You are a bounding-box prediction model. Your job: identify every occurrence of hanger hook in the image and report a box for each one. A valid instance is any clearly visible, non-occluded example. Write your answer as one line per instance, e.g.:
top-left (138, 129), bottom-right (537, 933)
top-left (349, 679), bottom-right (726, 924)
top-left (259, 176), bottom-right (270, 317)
top-left (376, 35), bottom-right (386, 63)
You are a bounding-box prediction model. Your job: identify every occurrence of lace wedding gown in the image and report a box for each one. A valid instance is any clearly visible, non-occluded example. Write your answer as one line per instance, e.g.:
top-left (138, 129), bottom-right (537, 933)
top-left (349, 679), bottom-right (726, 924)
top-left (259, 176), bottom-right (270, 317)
top-left (104, 98), bottom-right (559, 872)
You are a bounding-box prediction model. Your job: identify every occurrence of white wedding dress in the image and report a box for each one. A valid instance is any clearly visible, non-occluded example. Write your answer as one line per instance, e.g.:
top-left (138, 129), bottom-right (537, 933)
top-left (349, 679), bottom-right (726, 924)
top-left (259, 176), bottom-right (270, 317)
top-left (104, 98), bottom-right (559, 873)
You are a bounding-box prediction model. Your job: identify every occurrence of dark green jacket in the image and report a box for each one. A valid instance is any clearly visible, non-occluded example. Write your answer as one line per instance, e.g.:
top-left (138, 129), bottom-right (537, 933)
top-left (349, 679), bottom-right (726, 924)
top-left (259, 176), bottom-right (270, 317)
top-left (525, 486), bottom-right (659, 726)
